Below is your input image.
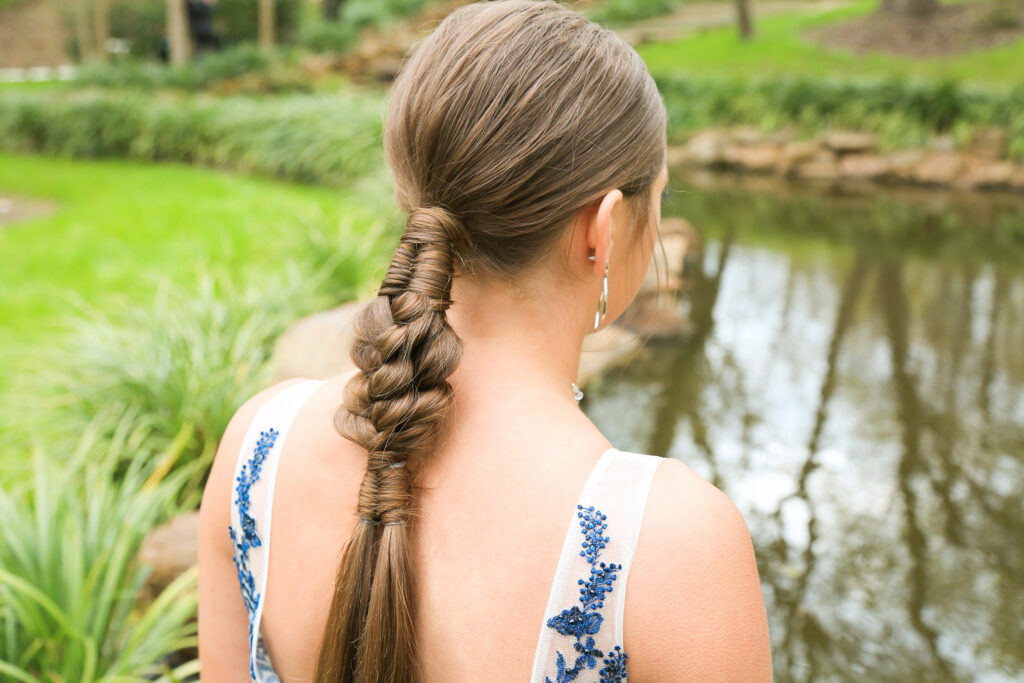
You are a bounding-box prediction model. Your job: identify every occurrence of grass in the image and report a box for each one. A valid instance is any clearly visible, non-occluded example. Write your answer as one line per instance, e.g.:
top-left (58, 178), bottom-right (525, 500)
top-left (0, 152), bottom-right (377, 355)
top-left (637, 1), bottom-right (1024, 85)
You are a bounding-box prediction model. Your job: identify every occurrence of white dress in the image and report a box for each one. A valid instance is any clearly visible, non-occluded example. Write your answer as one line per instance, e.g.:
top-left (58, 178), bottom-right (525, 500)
top-left (227, 378), bottom-right (664, 682)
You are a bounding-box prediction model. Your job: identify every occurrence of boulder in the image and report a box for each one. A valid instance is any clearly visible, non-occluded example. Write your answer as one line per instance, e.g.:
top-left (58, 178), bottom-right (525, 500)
top-left (913, 152), bottom-right (966, 185)
top-left (615, 293), bottom-right (689, 342)
top-left (777, 140), bottom-right (823, 175)
top-left (837, 154), bottom-right (892, 180)
top-left (794, 154), bottom-right (838, 182)
top-left (665, 145), bottom-right (689, 169)
top-left (730, 126), bottom-right (765, 146)
top-left (722, 144), bottom-right (783, 173)
top-left (640, 231), bottom-right (688, 295)
top-left (887, 150), bottom-right (927, 181)
top-left (680, 129), bottom-right (729, 166)
top-left (955, 159), bottom-right (1016, 190)
top-left (270, 300), bottom-right (364, 382)
top-left (969, 127), bottom-right (1009, 160)
top-left (1010, 168), bottom-right (1024, 193)
top-left (578, 324), bottom-right (643, 385)
top-left (139, 511), bottom-right (199, 601)
top-left (823, 130), bottom-right (877, 154)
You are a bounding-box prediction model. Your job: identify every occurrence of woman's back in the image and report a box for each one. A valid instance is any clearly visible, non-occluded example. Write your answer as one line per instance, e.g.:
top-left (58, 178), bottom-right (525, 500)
top-left (199, 370), bottom-right (771, 681)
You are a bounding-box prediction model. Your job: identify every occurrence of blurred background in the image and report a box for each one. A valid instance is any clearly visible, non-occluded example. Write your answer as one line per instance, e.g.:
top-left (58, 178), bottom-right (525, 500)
top-left (1, 0), bottom-right (1022, 680)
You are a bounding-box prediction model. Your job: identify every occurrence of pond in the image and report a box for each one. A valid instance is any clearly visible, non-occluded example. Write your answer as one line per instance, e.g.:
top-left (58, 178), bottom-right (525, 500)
top-left (583, 171), bottom-right (1024, 682)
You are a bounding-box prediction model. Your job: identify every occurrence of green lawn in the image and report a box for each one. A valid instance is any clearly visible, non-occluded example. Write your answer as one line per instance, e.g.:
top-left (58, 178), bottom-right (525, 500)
top-left (0, 153), bottom-right (359, 353)
top-left (638, 1), bottom-right (1024, 85)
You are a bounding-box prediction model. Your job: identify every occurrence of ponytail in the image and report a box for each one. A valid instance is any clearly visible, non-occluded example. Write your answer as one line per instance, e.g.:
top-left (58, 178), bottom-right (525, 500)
top-left (314, 207), bottom-right (463, 683)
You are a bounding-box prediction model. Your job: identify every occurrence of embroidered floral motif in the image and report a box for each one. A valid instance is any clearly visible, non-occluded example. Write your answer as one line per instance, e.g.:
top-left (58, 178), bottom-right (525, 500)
top-left (227, 427), bottom-right (279, 681)
top-left (545, 505), bottom-right (628, 683)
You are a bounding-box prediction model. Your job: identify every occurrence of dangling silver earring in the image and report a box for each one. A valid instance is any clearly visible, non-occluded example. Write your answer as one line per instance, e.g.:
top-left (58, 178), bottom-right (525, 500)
top-left (593, 260), bottom-right (608, 331)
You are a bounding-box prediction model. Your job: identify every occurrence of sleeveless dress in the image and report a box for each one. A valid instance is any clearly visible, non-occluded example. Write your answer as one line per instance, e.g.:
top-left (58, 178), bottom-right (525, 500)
top-left (227, 378), bottom-right (664, 682)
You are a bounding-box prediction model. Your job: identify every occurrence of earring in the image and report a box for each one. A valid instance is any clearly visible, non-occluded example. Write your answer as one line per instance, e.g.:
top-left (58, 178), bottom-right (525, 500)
top-left (593, 260), bottom-right (608, 331)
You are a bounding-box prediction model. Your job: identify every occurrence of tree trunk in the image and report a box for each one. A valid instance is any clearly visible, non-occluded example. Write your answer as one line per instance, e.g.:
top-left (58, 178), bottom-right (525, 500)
top-left (92, 0), bottom-right (110, 60)
top-left (880, 0), bottom-right (940, 17)
top-left (259, 0), bottom-right (275, 49)
top-left (73, 0), bottom-right (95, 61)
top-left (166, 0), bottom-right (190, 65)
top-left (735, 0), bottom-right (754, 39)
top-left (322, 0), bottom-right (344, 21)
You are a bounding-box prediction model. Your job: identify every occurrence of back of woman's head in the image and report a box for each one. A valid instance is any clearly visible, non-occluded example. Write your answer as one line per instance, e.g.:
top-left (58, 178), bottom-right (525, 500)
top-left (315, 2), bottom-right (666, 681)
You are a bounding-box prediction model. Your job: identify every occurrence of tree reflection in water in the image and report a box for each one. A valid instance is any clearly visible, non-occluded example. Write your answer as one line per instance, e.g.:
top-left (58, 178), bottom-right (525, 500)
top-left (582, 178), bottom-right (1024, 682)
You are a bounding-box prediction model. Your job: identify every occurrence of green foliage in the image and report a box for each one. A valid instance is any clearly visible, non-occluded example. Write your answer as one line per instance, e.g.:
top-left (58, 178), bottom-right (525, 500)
top-left (74, 43), bottom-right (312, 92)
top-left (587, 0), bottom-right (683, 26)
top-left (7, 267), bottom-right (333, 481)
top-left (217, 0), bottom-right (302, 45)
top-left (0, 90), bottom-right (385, 185)
top-left (298, 206), bottom-right (403, 302)
top-left (0, 413), bottom-right (200, 680)
top-left (655, 75), bottom-right (1024, 159)
top-left (339, 0), bottom-right (431, 31)
top-left (300, 19), bottom-right (359, 53)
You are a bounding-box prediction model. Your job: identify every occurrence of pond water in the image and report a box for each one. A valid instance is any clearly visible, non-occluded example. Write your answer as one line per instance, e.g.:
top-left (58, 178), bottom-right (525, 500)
top-left (583, 172), bottom-right (1024, 682)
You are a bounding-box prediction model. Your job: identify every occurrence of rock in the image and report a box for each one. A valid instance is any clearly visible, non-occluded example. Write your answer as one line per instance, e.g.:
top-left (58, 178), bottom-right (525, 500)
top-left (837, 154), bottom-right (892, 180)
top-left (794, 154), bottom-right (838, 182)
top-left (640, 232), bottom-right (688, 294)
top-left (969, 127), bottom-right (1009, 160)
top-left (930, 134), bottom-right (957, 153)
top-left (680, 129), bottom-right (729, 166)
top-left (777, 140), bottom-right (823, 175)
top-left (139, 511), bottom-right (199, 601)
top-left (823, 130), bottom-right (877, 154)
top-left (955, 159), bottom-right (1016, 189)
top-left (665, 145), bottom-right (689, 169)
top-left (722, 144), bottom-right (783, 173)
top-left (270, 300), bottom-right (365, 382)
top-left (730, 126), bottom-right (764, 146)
top-left (1010, 168), bottom-right (1024, 193)
top-left (913, 152), bottom-right (966, 185)
top-left (616, 293), bottom-right (689, 342)
top-left (659, 216), bottom-right (694, 236)
top-left (887, 150), bottom-right (926, 181)
top-left (578, 324), bottom-right (642, 385)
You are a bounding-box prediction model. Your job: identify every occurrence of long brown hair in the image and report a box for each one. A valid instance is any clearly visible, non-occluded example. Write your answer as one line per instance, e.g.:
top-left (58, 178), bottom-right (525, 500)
top-left (315, 2), bottom-right (666, 681)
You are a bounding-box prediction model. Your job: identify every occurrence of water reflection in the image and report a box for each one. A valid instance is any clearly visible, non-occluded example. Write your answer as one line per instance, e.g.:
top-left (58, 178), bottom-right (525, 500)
top-left (583, 176), bottom-right (1024, 682)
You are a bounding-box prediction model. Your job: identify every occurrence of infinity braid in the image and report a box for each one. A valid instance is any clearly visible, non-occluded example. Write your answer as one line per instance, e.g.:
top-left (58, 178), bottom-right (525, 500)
top-left (316, 207), bottom-right (464, 683)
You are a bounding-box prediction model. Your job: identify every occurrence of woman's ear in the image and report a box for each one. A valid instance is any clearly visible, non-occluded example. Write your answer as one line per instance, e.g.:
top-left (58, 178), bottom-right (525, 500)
top-left (587, 189), bottom-right (623, 274)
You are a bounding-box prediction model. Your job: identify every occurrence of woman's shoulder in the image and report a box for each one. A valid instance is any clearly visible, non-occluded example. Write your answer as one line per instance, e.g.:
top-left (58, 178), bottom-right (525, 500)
top-left (198, 378), bottom-right (314, 546)
top-left (623, 455), bottom-right (774, 681)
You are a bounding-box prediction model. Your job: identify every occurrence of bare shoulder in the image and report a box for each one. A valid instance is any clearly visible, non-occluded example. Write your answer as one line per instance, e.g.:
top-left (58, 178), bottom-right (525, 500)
top-left (196, 377), bottom-right (314, 678)
top-left (198, 377), bottom-right (311, 549)
top-left (623, 457), bottom-right (773, 682)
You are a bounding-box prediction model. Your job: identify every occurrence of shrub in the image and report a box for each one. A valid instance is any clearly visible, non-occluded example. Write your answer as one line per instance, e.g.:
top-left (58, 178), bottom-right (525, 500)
top-left (587, 0), bottom-right (683, 26)
top-left (0, 411), bottom-right (200, 680)
top-left (6, 265), bottom-right (333, 485)
top-left (300, 19), bottom-right (359, 54)
top-left (0, 89), bottom-right (386, 185)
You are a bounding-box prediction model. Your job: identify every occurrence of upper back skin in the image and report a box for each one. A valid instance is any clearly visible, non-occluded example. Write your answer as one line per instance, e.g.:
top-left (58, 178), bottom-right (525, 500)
top-left (197, 370), bottom-right (772, 682)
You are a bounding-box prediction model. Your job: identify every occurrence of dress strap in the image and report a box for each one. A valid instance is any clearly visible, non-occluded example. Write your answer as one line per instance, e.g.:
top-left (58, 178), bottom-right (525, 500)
top-left (530, 448), bottom-right (664, 683)
top-left (227, 378), bottom-right (327, 682)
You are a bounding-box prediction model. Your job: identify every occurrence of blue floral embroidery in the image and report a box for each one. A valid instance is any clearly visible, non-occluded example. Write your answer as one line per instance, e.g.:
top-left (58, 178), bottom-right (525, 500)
top-left (545, 505), bottom-right (628, 683)
top-left (227, 427), bottom-right (279, 681)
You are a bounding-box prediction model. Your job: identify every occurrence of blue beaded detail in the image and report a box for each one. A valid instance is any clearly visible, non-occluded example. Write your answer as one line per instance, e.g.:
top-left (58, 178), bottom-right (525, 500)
top-left (227, 427), bottom-right (279, 682)
top-left (545, 505), bottom-right (627, 683)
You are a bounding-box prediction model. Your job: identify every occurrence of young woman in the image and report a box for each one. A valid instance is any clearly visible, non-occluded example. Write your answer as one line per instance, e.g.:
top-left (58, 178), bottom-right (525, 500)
top-left (197, 1), bottom-right (772, 681)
